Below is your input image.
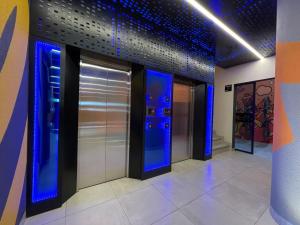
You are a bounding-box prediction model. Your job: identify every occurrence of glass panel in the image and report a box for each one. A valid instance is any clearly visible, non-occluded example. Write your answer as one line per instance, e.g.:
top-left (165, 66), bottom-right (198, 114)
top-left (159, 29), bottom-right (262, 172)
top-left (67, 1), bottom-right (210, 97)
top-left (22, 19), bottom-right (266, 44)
top-left (254, 79), bottom-right (274, 158)
top-left (234, 83), bottom-right (254, 153)
top-left (144, 70), bottom-right (173, 172)
top-left (32, 41), bottom-right (61, 203)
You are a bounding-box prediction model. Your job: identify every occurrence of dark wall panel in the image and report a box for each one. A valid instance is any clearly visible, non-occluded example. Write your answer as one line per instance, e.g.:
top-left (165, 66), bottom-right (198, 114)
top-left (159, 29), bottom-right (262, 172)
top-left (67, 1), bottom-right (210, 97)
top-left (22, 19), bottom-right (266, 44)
top-left (59, 45), bottom-right (80, 203)
top-left (193, 84), bottom-right (207, 160)
top-left (129, 64), bottom-right (145, 179)
top-left (30, 0), bottom-right (214, 83)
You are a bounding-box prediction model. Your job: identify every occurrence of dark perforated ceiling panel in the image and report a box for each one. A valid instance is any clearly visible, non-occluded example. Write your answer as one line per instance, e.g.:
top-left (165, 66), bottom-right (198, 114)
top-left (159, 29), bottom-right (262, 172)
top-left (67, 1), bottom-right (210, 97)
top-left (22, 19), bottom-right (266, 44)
top-left (209, 0), bottom-right (277, 67)
top-left (30, 0), bottom-right (276, 77)
top-left (30, 0), bottom-right (215, 82)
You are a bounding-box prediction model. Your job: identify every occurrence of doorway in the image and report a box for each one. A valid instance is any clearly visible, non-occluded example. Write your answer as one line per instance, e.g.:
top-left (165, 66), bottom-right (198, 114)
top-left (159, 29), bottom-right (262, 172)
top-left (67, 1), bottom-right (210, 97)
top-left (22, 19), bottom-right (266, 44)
top-left (172, 83), bottom-right (194, 163)
top-left (233, 79), bottom-right (274, 157)
top-left (77, 58), bottom-right (131, 189)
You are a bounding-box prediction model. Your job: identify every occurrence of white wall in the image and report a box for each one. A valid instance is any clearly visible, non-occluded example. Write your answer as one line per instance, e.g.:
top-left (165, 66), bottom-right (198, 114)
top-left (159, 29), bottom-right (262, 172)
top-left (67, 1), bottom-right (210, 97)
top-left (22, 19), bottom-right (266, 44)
top-left (214, 56), bottom-right (276, 144)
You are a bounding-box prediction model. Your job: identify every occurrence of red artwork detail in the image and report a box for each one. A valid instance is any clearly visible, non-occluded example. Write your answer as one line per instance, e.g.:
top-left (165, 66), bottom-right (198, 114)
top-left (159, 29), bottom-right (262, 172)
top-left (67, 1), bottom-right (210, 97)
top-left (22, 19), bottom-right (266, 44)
top-left (234, 80), bottom-right (274, 144)
top-left (254, 80), bottom-right (274, 143)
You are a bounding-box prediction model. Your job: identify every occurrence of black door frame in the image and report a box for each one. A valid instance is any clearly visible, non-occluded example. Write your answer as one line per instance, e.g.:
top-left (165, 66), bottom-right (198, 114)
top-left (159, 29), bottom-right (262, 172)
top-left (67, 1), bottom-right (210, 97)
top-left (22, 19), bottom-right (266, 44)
top-left (232, 78), bottom-right (275, 155)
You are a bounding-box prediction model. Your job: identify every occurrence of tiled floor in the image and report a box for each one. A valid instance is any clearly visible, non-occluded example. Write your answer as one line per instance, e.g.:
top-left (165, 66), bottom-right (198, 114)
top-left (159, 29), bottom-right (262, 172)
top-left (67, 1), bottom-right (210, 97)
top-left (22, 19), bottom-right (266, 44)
top-left (24, 150), bottom-right (278, 225)
top-left (254, 143), bottom-right (273, 159)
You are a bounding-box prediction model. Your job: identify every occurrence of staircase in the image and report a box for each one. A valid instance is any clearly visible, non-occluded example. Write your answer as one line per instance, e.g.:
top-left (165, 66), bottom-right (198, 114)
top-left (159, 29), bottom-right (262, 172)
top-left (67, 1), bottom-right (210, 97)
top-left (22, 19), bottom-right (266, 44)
top-left (213, 130), bottom-right (231, 155)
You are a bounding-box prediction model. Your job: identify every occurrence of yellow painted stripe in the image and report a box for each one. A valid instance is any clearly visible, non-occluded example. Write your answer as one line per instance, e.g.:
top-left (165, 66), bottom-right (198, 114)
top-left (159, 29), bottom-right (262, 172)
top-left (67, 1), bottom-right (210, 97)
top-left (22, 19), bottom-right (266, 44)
top-left (0, 0), bottom-right (29, 142)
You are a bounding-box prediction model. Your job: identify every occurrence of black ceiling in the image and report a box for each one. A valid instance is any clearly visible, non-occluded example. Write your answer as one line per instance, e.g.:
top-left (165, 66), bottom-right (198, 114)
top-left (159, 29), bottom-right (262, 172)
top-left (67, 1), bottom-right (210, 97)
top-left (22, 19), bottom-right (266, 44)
top-left (208, 0), bottom-right (277, 67)
top-left (115, 0), bottom-right (277, 68)
top-left (31, 0), bottom-right (277, 72)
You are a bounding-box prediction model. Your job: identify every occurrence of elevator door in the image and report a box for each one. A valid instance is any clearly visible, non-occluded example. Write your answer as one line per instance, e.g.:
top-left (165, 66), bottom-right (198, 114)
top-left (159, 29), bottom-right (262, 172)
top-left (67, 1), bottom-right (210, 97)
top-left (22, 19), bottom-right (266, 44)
top-left (172, 83), bottom-right (193, 163)
top-left (77, 61), bottom-right (131, 189)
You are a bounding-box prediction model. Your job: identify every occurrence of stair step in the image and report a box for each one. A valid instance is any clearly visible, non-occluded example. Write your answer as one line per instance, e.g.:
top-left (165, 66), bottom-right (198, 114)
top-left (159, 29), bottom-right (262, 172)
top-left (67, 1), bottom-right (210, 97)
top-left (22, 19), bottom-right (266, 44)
top-left (212, 131), bottom-right (230, 155)
top-left (213, 142), bottom-right (230, 150)
top-left (213, 146), bottom-right (231, 155)
top-left (213, 136), bottom-right (222, 141)
top-left (213, 138), bottom-right (224, 145)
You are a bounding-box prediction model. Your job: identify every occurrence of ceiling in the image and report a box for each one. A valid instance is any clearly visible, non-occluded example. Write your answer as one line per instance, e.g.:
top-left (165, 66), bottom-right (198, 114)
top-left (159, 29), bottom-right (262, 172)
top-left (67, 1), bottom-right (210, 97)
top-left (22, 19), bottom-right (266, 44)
top-left (31, 0), bottom-right (277, 76)
top-left (116, 0), bottom-right (277, 68)
top-left (208, 0), bottom-right (277, 67)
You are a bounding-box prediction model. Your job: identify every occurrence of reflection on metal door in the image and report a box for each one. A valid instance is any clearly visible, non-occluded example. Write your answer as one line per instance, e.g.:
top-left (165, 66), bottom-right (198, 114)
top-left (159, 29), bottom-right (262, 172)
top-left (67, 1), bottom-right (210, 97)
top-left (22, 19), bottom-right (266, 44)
top-left (77, 61), bottom-right (131, 189)
top-left (172, 83), bottom-right (193, 163)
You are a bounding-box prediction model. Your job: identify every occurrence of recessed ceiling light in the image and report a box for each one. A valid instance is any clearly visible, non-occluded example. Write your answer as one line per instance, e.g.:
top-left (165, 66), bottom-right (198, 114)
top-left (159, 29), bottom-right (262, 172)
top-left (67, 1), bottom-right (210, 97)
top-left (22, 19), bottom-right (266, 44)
top-left (185, 0), bottom-right (264, 60)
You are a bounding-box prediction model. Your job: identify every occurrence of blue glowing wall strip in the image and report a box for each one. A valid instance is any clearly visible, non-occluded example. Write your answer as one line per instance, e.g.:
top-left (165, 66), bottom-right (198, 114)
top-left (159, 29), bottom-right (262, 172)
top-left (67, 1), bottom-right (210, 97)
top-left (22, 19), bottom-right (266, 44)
top-left (205, 84), bottom-right (214, 157)
top-left (32, 41), bottom-right (61, 203)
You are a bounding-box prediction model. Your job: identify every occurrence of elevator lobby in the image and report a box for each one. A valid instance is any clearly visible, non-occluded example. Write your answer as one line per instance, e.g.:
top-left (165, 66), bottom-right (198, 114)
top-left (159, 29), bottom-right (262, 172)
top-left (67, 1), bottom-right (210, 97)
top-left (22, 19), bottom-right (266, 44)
top-left (1, 0), bottom-right (300, 225)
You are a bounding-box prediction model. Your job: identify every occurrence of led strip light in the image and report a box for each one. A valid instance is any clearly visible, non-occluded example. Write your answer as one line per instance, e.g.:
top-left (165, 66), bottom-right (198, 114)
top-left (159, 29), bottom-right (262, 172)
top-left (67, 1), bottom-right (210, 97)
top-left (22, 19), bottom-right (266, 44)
top-left (80, 62), bottom-right (131, 75)
top-left (185, 0), bottom-right (264, 60)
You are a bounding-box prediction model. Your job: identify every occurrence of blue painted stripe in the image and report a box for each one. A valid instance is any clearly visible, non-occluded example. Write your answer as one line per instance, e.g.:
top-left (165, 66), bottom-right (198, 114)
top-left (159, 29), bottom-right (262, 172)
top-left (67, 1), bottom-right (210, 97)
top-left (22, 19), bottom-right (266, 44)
top-left (16, 175), bottom-right (26, 225)
top-left (0, 59), bottom-right (28, 218)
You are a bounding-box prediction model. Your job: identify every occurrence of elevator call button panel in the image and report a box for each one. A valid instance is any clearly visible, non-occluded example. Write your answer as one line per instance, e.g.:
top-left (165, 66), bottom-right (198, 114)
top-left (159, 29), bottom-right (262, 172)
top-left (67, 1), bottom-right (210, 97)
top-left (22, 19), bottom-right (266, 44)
top-left (147, 108), bottom-right (156, 116)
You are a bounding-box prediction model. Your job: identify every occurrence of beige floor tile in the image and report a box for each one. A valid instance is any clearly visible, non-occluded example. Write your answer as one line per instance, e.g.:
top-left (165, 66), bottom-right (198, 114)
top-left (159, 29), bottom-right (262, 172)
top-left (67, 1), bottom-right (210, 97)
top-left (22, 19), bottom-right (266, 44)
top-left (152, 211), bottom-right (194, 225)
top-left (109, 177), bottom-right (150, 197)
top-left (152, 173), bottom-right (205, 207)
top-left (227, 172), bottom-right (270, 200)
top-left (66, 182), bottom-right (115, 215)
top-left (181, 195), bottom-right (254, 225)
top-left (66, 199), bottom-right (130, 225)
top-left (208, 182), bottom-right (268, 221)
top-left (118, 186), bottom-right (176, 225)
top-left (256, 208), bottom-right (278, 225)
top-left (25, 205), bottom-right (65, 225)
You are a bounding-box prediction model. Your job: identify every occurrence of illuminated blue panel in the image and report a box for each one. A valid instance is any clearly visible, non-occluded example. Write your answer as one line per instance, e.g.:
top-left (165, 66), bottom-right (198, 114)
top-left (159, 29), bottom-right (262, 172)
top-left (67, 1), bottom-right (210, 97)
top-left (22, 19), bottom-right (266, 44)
top-left (144, 70), bottom-right (173, 172)
top-left (32, 41), bottom-right (61, 203)
top-left (205, 84), bottom-right (214, 157)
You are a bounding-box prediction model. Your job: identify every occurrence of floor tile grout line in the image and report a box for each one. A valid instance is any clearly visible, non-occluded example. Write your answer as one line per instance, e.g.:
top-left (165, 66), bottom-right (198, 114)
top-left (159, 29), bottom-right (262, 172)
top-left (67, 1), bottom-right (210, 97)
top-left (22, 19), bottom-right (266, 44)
top-left (205, 194), bottom-right (258, 224)
top-left (65, 196), bottom-right (116, 217)
top-left (150, 183), bottom-right (180, 210)
top-left (25, 151), bottom-right (272, 225)
top-left (115, 197), bottom-right (133, 225)
top-left (207, 187), bottom-right (268, 224)
top-left (223, 178), bottom-right (271, 203)
top-left (176, 179), bottom-right (228, 210)
top-left (179, 210), bottom-right (199, 225)
top-left (199, 164), bottom-right (272, 224)
top-left (113, 181), bottom-right (152, 199)
top-left (64, 180), bottom-right (150, 218)
top-left (254, 207), bottom-right (271, 225)
top-left (148, 208), bottom-right (179, 225)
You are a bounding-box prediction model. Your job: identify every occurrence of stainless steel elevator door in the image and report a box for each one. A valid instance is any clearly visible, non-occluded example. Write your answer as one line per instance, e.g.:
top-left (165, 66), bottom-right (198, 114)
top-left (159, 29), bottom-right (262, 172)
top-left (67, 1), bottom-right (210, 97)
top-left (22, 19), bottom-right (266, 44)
top-left (77, 61), bottom-right (131, 190)
top-left (172, 83), bottom-right (193, 163)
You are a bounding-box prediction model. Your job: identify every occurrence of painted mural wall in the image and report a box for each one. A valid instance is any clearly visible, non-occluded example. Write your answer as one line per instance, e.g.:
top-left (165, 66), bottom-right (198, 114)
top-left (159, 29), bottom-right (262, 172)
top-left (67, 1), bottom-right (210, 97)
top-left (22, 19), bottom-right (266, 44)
top-left (214, 57), bottom-right (275, 144)
top-left (271, 0), bottom-right (300, 224)
top-left (254, 79), bottom-right (274, 143)
top-left (0, 1), bottom-right (29, 225)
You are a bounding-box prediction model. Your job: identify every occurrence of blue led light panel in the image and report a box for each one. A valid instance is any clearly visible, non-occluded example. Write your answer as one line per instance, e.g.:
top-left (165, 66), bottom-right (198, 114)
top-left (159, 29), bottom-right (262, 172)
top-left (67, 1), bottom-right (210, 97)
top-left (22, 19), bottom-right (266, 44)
top-left (144, 70), bottom-right (173, 172)
top-left (32, 41), bottom-right (61, 203)
top-left (205, 84), bottom-right (214, 157)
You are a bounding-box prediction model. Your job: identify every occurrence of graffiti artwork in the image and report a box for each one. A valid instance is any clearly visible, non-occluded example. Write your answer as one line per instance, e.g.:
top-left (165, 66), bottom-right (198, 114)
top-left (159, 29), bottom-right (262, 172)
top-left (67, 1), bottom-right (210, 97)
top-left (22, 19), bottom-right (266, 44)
top-left (254, 80), bottom-right (274, 143)
top-left (235, 83), bottom-right (254, 142)
top-left (234, 79), bottom-right (274, 145)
